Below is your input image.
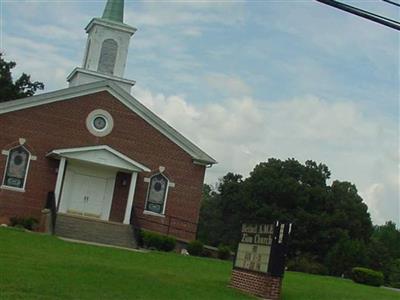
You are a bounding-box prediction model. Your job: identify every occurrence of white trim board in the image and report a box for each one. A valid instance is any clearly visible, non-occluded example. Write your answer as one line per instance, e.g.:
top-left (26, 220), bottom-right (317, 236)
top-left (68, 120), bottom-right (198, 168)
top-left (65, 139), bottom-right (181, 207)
top-left (0, 80), bottom-right (216, 166)
top-left (47, 145), bottom-right (151, 172)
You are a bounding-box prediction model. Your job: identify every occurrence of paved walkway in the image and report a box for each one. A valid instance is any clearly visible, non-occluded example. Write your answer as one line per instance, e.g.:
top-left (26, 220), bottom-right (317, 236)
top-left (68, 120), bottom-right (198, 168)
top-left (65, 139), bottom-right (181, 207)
top-left (59, 237), bottom-right (148, 253)
top-left (382, 286), bottom-right (400, 293)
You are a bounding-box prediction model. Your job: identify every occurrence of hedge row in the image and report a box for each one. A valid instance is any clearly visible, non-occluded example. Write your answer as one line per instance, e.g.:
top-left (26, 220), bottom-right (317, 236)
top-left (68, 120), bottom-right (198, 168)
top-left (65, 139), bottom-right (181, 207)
top-left (352, 267), bottom-right (384, 287)
top-left (187, 240), bottom-right (231, 260)
top-left (136, 231), bottom-right (231, 259)
top-left (139, 230), bottom-right (176, 252)
top-left (9, 217), bottom-right (38, 231)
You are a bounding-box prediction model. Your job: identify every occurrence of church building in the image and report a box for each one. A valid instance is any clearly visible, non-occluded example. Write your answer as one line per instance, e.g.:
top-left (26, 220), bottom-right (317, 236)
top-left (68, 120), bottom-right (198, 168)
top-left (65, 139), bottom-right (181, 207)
top-left (0, 0), bottom-right (216, 247)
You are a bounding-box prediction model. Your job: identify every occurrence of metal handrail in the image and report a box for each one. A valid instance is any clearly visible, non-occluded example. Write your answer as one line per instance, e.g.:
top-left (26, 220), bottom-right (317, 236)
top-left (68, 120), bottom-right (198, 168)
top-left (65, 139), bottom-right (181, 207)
top-left (44, 191), bottom-right (57, 234)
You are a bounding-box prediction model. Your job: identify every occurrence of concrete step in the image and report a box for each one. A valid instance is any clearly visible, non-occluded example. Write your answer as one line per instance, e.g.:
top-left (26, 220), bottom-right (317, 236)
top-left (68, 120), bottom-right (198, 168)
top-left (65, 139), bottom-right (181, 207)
top-left (55, 213), bottom-right (137, 249)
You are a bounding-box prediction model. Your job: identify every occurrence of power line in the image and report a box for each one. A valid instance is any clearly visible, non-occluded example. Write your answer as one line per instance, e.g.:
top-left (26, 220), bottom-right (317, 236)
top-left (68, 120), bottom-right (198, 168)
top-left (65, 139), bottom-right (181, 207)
top-left (316, 0), bottom-right (400, 31)
top-left (382, 0), bottom-right (400, 8)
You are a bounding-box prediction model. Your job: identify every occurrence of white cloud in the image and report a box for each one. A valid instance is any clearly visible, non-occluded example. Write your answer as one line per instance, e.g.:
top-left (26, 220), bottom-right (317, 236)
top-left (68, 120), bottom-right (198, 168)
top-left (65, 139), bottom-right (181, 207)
top-left (21, 24), bottom-right (83, 42)
top-left (182, 27), bottom-right (203, 37)
top-left (362, 178), bottom-right (400, 225)
top-left (205, 73), bottom-right (252, 96)
top-left (257, 1), bottom-right (398, 69)
top-left (2, 35), bottom-right (77, 91)
top-left (125, 0), bottom-right (246, 28)
top-left (132, 85), bottom-right (399, 225)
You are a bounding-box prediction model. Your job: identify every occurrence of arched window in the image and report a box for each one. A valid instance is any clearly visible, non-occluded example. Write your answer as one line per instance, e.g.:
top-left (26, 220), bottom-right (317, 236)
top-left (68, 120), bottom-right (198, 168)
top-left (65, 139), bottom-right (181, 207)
top-left (97, 39), bottom-right (118, 75)
top-left (145, 173), bottom-right (169, 214)
top-left (2, 145), bottom-right (31, 190)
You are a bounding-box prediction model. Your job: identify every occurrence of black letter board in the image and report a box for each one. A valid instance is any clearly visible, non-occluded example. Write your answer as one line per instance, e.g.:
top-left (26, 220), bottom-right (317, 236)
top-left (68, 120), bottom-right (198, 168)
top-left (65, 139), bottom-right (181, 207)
top-left (234, 221), bottom-right (292, 277)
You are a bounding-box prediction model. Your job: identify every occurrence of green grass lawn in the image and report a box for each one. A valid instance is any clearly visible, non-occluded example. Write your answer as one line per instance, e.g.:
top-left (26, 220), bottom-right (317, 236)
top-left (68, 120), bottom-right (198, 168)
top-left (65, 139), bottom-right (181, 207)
top-left (0, 228), bottom-right (398, 300)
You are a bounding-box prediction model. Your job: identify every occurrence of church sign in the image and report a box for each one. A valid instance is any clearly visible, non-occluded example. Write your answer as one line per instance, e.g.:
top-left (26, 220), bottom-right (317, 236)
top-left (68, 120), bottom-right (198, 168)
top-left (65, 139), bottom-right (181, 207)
top-left (234, 222), bottom-right (291, 276)
top-left (234, 223), bottom-right (274, 273)
top-left (230, 221), bottom-right (292, 300)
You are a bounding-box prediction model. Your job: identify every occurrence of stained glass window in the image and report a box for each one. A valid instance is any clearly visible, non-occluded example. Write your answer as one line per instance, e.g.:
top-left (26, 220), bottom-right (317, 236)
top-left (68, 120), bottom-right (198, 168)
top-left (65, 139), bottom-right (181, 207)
top-left (3, 146), bottom-right (30, 189)
top-left (145, 173), bottom-right (169, 214)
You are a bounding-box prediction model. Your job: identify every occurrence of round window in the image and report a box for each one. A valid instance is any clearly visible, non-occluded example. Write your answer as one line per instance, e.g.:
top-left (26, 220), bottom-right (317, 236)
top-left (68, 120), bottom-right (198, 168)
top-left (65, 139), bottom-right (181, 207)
top-left (86, 109), bottom-right (114, 137)
top-left (93, 116), bottom-right (108, 131)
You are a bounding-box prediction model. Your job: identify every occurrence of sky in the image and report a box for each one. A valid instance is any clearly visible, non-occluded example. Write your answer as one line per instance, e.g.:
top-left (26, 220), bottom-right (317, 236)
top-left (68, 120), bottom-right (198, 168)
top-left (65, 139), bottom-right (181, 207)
top-left (0, 0), bottom-right (399, 225)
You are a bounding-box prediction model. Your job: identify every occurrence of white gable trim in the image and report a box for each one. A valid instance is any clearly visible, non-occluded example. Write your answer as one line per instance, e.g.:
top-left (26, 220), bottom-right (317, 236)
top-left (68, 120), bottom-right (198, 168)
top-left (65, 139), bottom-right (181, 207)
top-left (0, 83), bottom-right (108, 116)
top-left (47, 145), bottom-right (151, 172)
top-left (0, 81), bottom-right (216, 165)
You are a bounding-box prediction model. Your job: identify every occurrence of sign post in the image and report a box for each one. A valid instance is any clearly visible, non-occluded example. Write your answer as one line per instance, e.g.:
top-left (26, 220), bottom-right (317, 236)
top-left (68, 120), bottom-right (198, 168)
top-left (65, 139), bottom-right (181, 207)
top-left (229, 222), bottom-right (292, 300)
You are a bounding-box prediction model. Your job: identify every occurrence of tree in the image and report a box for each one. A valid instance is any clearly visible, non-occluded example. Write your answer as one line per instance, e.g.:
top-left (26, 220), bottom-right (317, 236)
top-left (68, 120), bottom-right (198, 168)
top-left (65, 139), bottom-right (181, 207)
top-left (371, 221), bottom-right (400, 259)
top-left (197, 184), bottom-right (224, 246)
top-left (197, 174), bottom-right (245, 248)
top-left (198, 158), bottom-right (374, 274)
top-left (328, 181), bottom-right (372, 242)
top-left (368, 222), bottom-right (400, 285)
top-left (0, 52), bottom-right (44, 102)
top-left (325, 237), bottom-right (368, 277)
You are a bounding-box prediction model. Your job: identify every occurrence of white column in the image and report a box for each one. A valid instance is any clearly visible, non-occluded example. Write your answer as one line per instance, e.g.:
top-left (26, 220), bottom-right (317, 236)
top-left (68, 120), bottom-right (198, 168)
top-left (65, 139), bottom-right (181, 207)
top-left (123, 172), bottom-right (138, 225)
top-left (54, 157), bottom-right (66, 211)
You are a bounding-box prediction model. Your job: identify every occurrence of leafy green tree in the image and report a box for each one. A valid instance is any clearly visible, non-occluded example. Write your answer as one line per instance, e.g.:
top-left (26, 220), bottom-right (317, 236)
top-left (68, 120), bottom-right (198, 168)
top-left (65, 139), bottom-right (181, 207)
top-left (388, 259), bottom-right (400, 288)
top-left (197, 184), bottom-right (224, 246)
top-left (367, 222), bottom-right (400, 285)
top-left (366, 238), bottom-right (392, 282)
top-left (198, 174), bottom-right (245, 248)
top-left (328, 181), bottom-right (372, 242)
top-left (198, 158), bottom-right (373, 272)
top-left (371, 221), bottom-right (400, 259)
top-left (0, 52), bottom-right (44, 102)
top-left (325, 237), bottom-right (368, 277)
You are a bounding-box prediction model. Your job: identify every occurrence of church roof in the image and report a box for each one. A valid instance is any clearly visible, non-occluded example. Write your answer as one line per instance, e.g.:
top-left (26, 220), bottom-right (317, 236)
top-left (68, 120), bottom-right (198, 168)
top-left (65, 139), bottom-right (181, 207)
top-left (0, 81), bottom-right (217, 165)
top-left (102, 0), bottom-right (124, 23)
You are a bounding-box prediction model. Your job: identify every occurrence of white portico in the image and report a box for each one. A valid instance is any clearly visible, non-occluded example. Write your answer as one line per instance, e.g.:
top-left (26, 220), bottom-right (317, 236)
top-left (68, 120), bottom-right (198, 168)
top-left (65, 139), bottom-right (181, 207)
top-left (47, 145), bottom-right (150, 224)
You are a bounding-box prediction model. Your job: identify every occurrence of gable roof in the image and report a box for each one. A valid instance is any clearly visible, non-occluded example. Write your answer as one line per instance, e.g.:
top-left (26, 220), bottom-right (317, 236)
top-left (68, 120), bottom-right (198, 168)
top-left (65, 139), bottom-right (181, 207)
top-left (47, 145), bottom-right (151, 172)
top-left (0, 80), bottom-right (217, 165)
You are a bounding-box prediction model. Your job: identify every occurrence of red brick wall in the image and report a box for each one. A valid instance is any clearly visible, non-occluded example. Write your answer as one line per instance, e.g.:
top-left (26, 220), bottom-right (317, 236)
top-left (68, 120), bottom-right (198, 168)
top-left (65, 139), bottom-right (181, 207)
top-left (109, 172), bottom-right (131, 223)
top-left (229, 269), bottom-right (282, 300)
top-left (0, 91), bottom-right (206, 241)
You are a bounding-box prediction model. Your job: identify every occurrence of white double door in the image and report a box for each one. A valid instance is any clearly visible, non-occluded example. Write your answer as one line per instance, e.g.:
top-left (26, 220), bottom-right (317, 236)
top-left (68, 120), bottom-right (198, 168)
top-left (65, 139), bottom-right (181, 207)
top-left (60, 161), bottom-right (116, 220)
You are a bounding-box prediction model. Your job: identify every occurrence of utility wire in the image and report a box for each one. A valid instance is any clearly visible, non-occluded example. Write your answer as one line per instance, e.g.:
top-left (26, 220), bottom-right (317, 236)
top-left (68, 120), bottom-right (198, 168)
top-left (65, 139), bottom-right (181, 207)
top-left (382, 0), bottom-right (400, 8)
top-left (316, 0), bottom-right (400, 31)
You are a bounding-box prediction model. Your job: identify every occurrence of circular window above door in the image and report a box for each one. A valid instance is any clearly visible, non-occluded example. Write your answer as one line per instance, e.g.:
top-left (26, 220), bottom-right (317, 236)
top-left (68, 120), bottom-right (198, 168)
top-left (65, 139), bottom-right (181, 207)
top-left (86, 109), bottom-right (114, 137)
top-left (93, 116), bottom-right (107, 131)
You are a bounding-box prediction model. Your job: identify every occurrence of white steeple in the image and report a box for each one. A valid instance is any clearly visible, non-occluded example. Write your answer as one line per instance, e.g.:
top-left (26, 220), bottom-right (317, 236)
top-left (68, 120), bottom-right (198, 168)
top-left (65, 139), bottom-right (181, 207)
top-left (67, 0), bottom-right (136, 92)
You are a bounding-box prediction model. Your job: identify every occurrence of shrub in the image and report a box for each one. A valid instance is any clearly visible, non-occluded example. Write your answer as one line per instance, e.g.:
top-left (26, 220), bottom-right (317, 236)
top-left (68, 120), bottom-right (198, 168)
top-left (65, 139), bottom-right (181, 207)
top-left (287, 255), bottom-right (328, 275)
top-left (187, 240), bottom-right (204, 256)
top-left (352, 267), bottom-right (384, 287)
top-left (133, 227), bottom-right (144, 247)
top-left (217, 244), bottom-right (231, 260)
top-left (201, 248), bottom-right (213, 258)
top-left (141, 231), bottom-right (176, 252)
top-left (388, 259), bottom-right (400, 288)
top-left (160, 236), bottom-right (176, 252)
top-left (9, 217), bottom-right (38, 231)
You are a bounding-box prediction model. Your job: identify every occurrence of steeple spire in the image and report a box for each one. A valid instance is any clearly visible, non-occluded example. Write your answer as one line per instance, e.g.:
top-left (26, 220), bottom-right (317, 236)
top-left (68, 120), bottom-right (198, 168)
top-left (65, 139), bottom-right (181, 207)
top-left (102, 0), bottom-right (124, 23)
top-left (67, 0), bottom-right (137, 92)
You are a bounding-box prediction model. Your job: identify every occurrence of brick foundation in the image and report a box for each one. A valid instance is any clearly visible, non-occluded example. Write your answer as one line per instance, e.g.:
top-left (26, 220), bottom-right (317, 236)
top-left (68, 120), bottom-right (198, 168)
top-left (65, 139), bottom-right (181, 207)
top-left (229, 269), bottom-right (282, 300)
